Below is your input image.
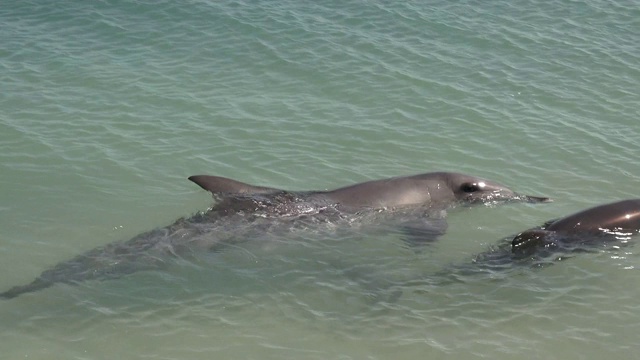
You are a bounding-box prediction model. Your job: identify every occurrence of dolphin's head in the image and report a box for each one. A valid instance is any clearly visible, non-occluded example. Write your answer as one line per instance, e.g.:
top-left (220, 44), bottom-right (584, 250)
top-left (439, 172), bottom-right (550, 206)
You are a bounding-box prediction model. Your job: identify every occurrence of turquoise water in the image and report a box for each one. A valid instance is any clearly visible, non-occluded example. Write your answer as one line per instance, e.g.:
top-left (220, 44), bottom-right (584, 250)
top-left (1, 0), bottom-right (639, 358)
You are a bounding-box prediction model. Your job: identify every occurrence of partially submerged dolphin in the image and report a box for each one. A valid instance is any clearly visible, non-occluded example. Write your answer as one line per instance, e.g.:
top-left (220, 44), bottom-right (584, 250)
top-left (188, 172), bottom-right (549, 212)
top-left (450, 199), bottom-right (640, 276)
top-left (0, 172), bottom-right (548, 299)
top-left (511, 199), bottom-right (640, 258)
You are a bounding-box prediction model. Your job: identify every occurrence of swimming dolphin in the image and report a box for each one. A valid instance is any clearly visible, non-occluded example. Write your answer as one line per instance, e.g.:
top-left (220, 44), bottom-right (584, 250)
top-left (442, 199), bottom-right (640, 278)
top-left (511, 199), bottom-right (640, 257)
top-left (188, 172), bottom-right (550, 212)
top-left (0, 172), bottom-right (548, 299)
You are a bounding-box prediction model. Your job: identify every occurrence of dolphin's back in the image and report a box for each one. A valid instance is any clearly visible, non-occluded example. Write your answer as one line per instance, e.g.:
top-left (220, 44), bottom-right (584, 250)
top-left (321, 176), bottom-right (432, 209)
top-left (546, 199), bottom-right (640, 233)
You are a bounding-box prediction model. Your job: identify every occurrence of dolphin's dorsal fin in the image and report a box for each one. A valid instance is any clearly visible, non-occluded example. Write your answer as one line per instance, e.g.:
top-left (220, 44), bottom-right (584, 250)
top-left (188, 175), bottom-right (279, 195)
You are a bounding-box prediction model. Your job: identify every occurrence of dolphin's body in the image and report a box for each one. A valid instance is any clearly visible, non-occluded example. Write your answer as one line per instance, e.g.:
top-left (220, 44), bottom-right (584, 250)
top-left (187, 172), bottom-right (548, 211)
top-left (447, 199), bottom-right (640, 277)
top-left (511, 199), bottom-right (640, 257)
top-left (0, 172), bottom-right (547, 299)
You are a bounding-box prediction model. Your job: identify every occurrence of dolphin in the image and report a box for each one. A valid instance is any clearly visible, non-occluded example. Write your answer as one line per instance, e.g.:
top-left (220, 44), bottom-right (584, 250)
top-left (438, 199), bottom-right (640, 280)
top-left (188, 172), bottom-right (550, 212)
top-left (0, 172), bottom-right (548, 299)
top-left (511, 199), bottom-right (640, 257)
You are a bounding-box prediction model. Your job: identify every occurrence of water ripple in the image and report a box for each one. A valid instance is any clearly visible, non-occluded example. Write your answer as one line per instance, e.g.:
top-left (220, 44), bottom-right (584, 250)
top-left (2, 0), bottom-right (640, 358)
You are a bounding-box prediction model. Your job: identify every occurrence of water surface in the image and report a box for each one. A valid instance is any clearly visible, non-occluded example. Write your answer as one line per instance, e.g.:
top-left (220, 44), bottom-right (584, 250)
top-left (1, 0), bottom-right (639, 359)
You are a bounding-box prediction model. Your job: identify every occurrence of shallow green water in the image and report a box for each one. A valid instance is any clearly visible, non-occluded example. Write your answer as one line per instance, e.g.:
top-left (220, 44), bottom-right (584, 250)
top-left (1, 0), bottom-right (639, 358)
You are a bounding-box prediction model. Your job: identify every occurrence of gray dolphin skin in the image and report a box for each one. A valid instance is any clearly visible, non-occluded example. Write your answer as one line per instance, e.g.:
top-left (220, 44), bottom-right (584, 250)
top-left (188, 172), bottom-right (550, 211)
top-left (511, 199), bottom-right (640, 257)
top-left (0, 172), bottom-right (548, 299)
top-left (452, 199), bottom-right (640, 275)
top-left (414, 199), bottom-right (640, 289)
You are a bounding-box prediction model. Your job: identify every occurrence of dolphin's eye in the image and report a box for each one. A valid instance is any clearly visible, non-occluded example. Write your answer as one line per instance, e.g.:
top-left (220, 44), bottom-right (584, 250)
top-left (461, 183), bottom-right (480, 193)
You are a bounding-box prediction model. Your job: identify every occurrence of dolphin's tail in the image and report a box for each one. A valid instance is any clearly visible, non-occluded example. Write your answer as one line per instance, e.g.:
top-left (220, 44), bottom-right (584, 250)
top-left (0, 228), bottom-right (176, 300)
top-left (0, 278), bottom-right (54, 299)
top-left (0, 249), bottom-right (167, 300)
